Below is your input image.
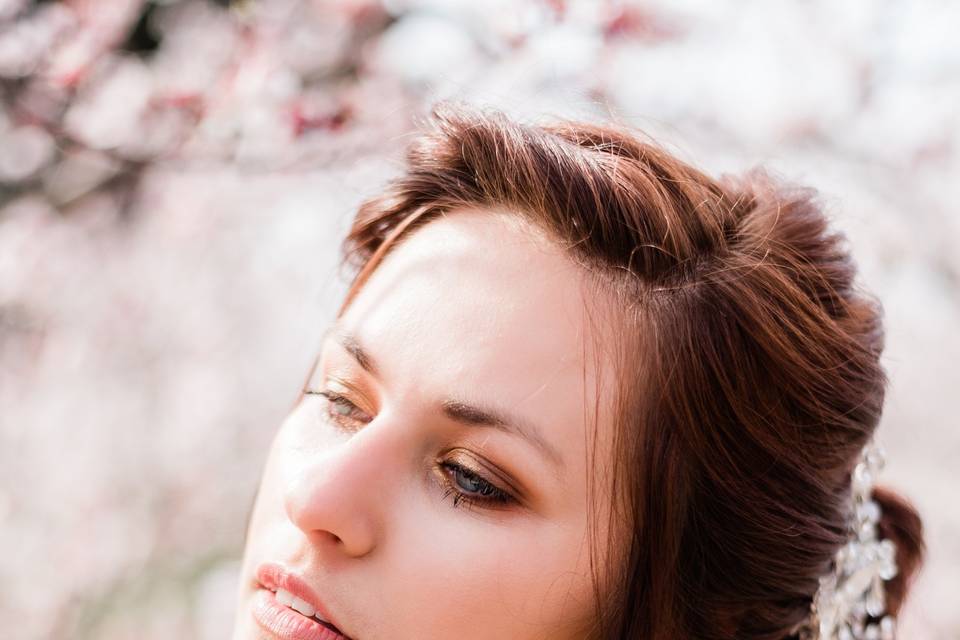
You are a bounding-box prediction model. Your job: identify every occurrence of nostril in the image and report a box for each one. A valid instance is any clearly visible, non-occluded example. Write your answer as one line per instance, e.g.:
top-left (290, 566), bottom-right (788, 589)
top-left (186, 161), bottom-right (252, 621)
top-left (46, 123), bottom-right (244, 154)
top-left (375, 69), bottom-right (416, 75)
top-left (311, 529), bottom-right (343, 546)
top-left (282, 451), bottom-right (381, 558)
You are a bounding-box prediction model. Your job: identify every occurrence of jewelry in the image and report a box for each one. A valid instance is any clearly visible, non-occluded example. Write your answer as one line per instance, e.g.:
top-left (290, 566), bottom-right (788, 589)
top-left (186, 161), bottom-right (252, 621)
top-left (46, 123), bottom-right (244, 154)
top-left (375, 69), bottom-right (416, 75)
top-left (798, 440), bottom-right (899, 640)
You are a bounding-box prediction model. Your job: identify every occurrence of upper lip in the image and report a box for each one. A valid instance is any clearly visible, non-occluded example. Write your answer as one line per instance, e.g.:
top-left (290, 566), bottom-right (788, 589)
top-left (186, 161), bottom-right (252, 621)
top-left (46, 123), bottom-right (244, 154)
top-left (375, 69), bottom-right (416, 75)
top-left (255, 562), bottom-right (351, 638)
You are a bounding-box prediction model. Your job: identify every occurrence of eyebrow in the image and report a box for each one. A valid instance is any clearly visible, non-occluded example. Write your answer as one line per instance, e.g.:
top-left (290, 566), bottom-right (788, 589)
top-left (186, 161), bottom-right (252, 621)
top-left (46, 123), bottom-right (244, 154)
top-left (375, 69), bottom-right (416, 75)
top-left (336, 331), bottom-right (379, 376)
top-left (440, 399), bottom-right (564, 469)
top-left (333, 330), bottom-right (564, 470)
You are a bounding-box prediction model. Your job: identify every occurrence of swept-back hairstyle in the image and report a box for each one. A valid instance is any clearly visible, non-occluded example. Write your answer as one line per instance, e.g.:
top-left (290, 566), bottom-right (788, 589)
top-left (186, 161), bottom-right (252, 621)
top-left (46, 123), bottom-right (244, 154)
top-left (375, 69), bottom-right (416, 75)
top-left (338, 104), bottom-right (923, 640)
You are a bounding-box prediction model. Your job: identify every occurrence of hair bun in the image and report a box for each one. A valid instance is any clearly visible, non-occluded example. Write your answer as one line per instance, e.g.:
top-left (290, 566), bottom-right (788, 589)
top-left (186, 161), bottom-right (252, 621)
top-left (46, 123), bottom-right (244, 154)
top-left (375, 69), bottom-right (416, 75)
top-left (873, 485), bottom-right (925, 616)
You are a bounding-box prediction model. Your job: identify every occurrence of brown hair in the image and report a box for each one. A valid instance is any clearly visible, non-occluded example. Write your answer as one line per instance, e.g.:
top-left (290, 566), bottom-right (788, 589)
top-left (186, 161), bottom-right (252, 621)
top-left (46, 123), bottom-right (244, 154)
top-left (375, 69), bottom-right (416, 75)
top-left (338, 104), bottom-right (924, 640)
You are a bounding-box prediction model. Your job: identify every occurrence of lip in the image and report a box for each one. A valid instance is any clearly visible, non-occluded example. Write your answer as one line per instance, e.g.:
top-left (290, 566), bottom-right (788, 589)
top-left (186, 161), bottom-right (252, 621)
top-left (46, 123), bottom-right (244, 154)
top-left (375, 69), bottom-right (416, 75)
top-left (253, 563), bottom-right (351, 640)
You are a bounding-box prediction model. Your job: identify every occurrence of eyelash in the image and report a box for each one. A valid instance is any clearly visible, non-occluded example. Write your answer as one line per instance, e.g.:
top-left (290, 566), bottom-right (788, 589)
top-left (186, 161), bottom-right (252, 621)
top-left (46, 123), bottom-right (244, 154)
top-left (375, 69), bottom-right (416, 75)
top-left (303, 388), bottom-right (516, 511)
top-left (305, 389), bottom-right (369, 432)
top-left (438, 462), bottom-right (514, 511)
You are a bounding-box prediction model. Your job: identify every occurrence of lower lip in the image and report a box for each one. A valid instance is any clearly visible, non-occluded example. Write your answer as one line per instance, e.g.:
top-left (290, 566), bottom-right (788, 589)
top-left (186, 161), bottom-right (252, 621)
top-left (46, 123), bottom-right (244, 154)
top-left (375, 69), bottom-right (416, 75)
top-left (251, 588), bottom-right (347, 640)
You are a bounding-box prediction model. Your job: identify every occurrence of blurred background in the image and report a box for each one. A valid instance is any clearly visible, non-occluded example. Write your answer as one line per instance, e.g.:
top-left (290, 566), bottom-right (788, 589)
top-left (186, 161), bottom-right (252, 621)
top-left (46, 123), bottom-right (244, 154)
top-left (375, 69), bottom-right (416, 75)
top-left (0, 0), bottom-right (957, 638)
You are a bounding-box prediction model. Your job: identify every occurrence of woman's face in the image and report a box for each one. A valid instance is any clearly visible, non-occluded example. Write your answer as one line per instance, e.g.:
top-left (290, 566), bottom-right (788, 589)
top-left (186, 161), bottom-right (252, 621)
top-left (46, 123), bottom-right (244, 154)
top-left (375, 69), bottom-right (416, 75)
top-left (234, 209), bottom-right (617, 640)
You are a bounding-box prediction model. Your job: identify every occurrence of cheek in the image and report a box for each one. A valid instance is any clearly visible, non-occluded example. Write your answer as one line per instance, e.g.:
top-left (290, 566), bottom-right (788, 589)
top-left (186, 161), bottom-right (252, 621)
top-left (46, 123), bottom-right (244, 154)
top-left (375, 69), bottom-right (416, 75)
top-left (242, 408), bottom-right (322, 540)
top-left (384, 513), bottom-right (595, 637)
top-left (240, 432), bottom-right (295, 549)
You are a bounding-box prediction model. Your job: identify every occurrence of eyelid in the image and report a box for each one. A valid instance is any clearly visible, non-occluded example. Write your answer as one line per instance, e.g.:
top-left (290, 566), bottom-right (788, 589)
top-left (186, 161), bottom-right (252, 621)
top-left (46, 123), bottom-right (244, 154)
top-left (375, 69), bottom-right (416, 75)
top-left (438, 461), bottom-right (514, 511)
top-left (305, 390), bottom-right (370, 435)
top-left (314, 374), bottom-right (377, 415)
top-left (442, 449), bottom-right (526, 504)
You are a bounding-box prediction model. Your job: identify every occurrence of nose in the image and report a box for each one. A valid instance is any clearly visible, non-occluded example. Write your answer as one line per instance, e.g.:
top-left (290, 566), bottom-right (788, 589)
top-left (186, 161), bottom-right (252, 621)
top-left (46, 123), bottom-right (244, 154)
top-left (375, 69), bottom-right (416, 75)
top-left (282, 417), bottom-right (400, 559)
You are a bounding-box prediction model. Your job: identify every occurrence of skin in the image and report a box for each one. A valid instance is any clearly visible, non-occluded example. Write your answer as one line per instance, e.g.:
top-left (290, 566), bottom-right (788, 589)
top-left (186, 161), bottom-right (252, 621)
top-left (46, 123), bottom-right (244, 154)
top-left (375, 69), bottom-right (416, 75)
top-left (234, 209), bottom-right (618, 640)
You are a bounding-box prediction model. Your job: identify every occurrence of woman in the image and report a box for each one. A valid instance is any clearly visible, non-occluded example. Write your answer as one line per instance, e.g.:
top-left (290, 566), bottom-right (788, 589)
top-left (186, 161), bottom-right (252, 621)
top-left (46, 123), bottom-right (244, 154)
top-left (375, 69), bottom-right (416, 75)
top-left (232, 105), bottom-right (924, 640)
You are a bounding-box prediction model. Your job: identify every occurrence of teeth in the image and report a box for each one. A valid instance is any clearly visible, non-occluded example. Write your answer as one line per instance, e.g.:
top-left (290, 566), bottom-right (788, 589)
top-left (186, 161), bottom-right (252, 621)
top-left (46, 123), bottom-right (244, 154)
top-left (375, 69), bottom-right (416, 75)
top-left (291, 595), bottom-right (316, 618)
top-left (274, 588), bottom-right (330, 625)
top-left (275, 588), bottom-right (294, 607)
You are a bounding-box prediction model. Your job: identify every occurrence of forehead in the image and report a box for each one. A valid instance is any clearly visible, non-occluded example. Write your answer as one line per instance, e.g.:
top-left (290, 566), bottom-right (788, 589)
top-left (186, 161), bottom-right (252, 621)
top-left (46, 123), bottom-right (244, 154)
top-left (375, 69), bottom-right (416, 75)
top-left (338, 209), bottom-right (615, 466)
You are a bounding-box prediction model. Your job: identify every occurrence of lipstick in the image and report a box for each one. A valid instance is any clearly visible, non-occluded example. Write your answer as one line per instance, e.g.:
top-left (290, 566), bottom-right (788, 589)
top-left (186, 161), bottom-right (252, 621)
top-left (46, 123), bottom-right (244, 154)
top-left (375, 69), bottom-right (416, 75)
top-left (252, 563), bottom-right (351, 640)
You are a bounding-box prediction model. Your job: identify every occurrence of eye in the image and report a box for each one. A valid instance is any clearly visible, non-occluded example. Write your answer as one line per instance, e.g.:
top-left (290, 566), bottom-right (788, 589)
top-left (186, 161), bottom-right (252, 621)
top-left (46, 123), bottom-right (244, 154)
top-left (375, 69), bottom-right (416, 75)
top-left (439, 461), bottom-right (514, 510)
top-left (304, 390), bottom-right (371, 432)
